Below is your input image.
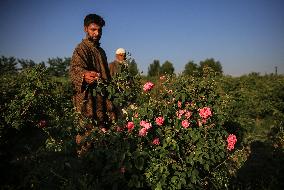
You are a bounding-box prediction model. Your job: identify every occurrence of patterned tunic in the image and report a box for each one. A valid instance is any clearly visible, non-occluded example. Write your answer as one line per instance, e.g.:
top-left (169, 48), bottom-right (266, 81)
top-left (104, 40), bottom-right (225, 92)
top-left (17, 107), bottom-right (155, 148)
top-left (109, 60), bottom-right (122, 77)
top-left (69, 38), bottom-right (116, 129)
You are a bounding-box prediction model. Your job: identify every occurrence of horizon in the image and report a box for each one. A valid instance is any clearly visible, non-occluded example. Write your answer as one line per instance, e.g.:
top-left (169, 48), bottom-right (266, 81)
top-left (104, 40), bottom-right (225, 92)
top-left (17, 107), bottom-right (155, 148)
top-left (2, 54), bottom-right (281, 77)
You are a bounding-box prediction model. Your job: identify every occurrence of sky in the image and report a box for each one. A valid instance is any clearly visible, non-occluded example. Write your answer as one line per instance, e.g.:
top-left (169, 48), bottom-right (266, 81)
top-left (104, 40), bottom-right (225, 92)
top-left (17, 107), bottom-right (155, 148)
top-left (0, 0), bottom-right (283, 76)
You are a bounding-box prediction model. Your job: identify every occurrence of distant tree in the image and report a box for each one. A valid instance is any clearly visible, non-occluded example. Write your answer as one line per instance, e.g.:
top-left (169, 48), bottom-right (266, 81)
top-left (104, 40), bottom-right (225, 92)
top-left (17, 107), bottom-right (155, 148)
top-left (148, 60), bottom-right (161, 77)
top-left (160, 60), bottom-right (175, 75)
top-left (183, 60), bottom-right (199, 76)
top-left (47, 57), bottom-right (70, 77)
top-left (18, 59), bottom-right (36, 70)
top-left (248, 72), bottom-right (260, 77)
top-left (0, 56), bottom-right (18, 75)
top-left (128, 58), bottom-right (139, 76)
top-left (38, 61), bottom-right (46, 69)
top-left (199, 58), bottom-right (223, 75)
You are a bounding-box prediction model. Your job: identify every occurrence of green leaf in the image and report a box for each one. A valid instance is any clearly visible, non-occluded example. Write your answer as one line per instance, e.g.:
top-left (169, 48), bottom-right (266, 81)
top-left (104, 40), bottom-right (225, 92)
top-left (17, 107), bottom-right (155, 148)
top-left (134, 156), bottom-right (144, 170)
top-left (171, 176), bottom-right (178, 183)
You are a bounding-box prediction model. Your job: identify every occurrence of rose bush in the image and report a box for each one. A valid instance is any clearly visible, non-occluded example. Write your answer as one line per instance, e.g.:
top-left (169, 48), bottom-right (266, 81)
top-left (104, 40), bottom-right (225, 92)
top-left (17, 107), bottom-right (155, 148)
top-left (123, 75), bottom-right (236, 189)
top-left (84, 71), bottom-right (237, 189)
top-left (1, 57), bottom-right (283, 189)
top-left (5, 66), bottom-right (77, 156)
top-left (1, 65), bottom-right (78, 189)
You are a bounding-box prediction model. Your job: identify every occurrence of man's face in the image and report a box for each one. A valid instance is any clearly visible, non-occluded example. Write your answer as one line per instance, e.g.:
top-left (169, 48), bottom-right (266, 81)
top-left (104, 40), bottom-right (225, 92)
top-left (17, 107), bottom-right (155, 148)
top-left (84, 23), bottom-right (102, 42)
top-left (116, 53), bottom-right (126, 62)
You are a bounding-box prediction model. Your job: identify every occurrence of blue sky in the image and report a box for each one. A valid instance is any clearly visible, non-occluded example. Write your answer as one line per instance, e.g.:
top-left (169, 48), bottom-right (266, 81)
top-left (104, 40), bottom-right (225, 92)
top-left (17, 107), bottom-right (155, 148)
top-left (0, 0), bottom-right (283, 76)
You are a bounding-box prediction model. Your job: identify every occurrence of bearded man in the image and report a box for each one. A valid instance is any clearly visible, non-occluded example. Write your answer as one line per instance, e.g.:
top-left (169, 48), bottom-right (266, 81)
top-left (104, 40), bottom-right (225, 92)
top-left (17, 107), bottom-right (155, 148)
top-left (69, 14), bottom-right (116, 134)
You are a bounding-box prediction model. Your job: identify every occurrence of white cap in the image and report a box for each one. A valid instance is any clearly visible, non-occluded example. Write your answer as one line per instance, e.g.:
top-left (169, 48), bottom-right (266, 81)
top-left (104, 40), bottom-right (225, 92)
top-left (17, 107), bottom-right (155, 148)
top-left (115, 48), bottom-right (126, 55)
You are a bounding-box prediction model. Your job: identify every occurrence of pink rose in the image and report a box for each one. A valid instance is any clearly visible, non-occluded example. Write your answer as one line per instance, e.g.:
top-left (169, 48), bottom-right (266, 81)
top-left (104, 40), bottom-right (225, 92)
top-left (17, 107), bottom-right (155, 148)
top-left (176, 109), bottom-right (186, 119)
top-left (140, 120), bottom-right (147, 127)
top-left (178, 101), bottom-right (182, 108)
top-left (38, 120), bottom-right (47, 128)
top-left (155, 116), bottom-right (164, 126)
top-left (176, 111), bottom-right (180, 118)
top-left (126, 121), bottom-right (135, 132)
top-left (185, 111), bottom-right (192, 119)
top-left (138, 127), bottom-right (148, 137)
top-left (120, 167), bottom-right (126, 173)
top-left (143, 82), bottom-right (154, 92)
top-left (197, 119), bottom-right (207, 127)
top-left (152, 138), bottom-right (160, 145)
top-left (181, 119), bottom-right (190, 128)
top-left (144, 122), bottom-right (152, 130)
top-left (140, 120), bottom-right (152, 129)
top-left (116, 126), bottom-right (123, 132)
top-left (199, 107), bottom-right (212, 119)
top-left (227, 134), bottom-right (237, 151)
top-left (179, 109), bottom-right (186, 115)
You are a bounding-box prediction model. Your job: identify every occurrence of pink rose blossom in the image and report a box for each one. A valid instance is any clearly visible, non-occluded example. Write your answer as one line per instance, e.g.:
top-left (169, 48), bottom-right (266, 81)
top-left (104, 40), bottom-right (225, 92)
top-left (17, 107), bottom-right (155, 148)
top-left (120, 167), bottom-right (126, 173)
top-left (116, 126), bottom-right (123, 132)
top-left (178, 101), bottom-right (182, 108)
top-left (138, 120), bottom-right (152, 137)
top-left (144, 122), bottom-right (152, 130)
top-left (199, 107), bottom-right (212, 119)
top-left (179, 109), bottom-right (186, 115)
top-left (227, 134), bottom-right (237, 151)
top-left (176, 111), bottom-right (180, 118)
top-left (181, 119), bottom-right (190, 128)
top-left (126, 122), bottom-right (135, 132)
top-left (38, 120), bottom-right (47, 128)
top-left (140, 120), bottom-right (152, 129)
top-left (197, 119), bottom-right (207, 127)
top-left (134, 113), bottom-right (139, 118)
top-left (176, 109), bottom-right (187, 119)
top-left (155, 116), bottom-right (164, 126)
top-left (140, 120), bottom-right (147, 126)
top-left (152, 138), bottom-right (160, 145)
top-left (185, 111), bottom-right (192, 119)
top-left (138, 127), bottom-right (148, 137)
top-left (143, 82), bottom-right (154, 92)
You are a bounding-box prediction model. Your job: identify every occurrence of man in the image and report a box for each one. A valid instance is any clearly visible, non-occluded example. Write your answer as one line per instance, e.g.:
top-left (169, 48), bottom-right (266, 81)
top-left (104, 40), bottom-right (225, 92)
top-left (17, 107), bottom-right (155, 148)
top-left (109, 48), bottom-right (127, 77)
top-left (69, 14), bottom-right (116, 134)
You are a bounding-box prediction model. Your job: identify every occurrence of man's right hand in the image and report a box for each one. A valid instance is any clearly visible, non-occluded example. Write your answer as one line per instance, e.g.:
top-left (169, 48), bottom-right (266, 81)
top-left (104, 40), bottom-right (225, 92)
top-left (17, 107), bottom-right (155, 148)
top-left (84, 71), bottom-right (101, 84)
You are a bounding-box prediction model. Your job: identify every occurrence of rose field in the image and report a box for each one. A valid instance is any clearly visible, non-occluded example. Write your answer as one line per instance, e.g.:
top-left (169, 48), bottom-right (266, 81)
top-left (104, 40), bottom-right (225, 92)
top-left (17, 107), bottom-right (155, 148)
top-left (0, 63), bottom-right (284, 189)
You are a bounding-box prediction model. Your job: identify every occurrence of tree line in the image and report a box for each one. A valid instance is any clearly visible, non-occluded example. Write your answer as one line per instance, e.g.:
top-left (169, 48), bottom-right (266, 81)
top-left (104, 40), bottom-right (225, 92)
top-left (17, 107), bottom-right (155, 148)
top-left (0, 55), bottom-right (223, 77)
top-left (0, 56), bottom-right (70, 77)
top-left (147, 58), bottom-right (223, 76)
top-left (0, 55), bottom-right (139, 77)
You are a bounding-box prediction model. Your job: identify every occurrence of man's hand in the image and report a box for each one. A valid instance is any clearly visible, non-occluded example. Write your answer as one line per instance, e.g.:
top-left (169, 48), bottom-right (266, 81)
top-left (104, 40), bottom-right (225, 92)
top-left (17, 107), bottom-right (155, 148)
top-left (84, 71), bottom-right (101, 84)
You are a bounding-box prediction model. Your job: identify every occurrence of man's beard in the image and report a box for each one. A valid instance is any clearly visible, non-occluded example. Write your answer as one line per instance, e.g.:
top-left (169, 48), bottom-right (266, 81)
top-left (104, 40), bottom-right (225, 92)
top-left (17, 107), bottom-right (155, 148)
top-left (87, 34), bottom-right (100, 43)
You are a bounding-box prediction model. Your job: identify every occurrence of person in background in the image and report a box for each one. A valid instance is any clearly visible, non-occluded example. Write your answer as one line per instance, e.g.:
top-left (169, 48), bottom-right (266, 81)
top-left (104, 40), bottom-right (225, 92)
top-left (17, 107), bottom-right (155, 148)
top-left (109, 48), bottom-right (127, 77)
top-left (69, 13), bottom-right (116, 155)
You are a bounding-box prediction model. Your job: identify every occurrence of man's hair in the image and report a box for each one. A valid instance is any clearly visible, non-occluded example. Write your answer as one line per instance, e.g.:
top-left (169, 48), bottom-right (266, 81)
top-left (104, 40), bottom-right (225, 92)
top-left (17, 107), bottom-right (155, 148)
top-left (84, 14), bottom-right (105, 27)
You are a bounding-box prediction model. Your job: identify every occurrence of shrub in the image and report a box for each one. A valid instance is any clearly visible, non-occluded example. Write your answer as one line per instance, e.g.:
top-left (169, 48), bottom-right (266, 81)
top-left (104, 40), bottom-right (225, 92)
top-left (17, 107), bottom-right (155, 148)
top-left (84, 72), bottom-right (235, 189)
